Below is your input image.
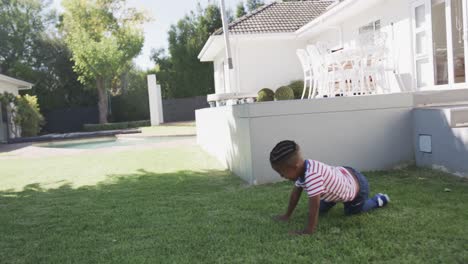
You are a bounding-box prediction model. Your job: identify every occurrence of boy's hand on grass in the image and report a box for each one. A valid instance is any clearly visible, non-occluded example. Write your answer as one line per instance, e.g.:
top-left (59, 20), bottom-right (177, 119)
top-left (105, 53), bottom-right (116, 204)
top-left (273, 214), bottom-right (289, 222)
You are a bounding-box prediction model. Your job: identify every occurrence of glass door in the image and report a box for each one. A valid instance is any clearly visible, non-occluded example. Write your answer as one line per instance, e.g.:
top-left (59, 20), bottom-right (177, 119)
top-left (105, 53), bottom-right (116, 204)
top-left (431, 0), bottom-right (449, 86)
top-left (413, 0), bottom-right (467, 89)
top-left (412, 0), bottom-right (434, 89)
top-left (448, 0), bottom-right (466, 86)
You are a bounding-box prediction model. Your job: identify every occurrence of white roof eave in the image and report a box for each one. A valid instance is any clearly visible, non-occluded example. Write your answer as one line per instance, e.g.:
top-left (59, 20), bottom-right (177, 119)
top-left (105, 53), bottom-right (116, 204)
top-left (0, 74), bottom-right (33, 90)
top-left (295, 0), bottom-right (386, 39)
top-left (198, 33), bottom-right (297, 62)
top-left (198, 0), bottom-right (388, 62)
top-left (198, 35), bottom-right (224, 62)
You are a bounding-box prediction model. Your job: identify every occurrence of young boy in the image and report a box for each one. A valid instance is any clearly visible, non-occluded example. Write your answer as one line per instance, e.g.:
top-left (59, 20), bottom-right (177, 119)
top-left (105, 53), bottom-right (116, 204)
top-left (270, 140), bottom-right (389, 235)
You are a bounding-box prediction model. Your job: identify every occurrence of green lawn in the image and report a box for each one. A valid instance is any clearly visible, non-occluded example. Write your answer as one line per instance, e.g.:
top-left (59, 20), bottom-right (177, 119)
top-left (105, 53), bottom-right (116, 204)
top-left (1, 144), bottom-right (467, 263)
top-left (140, 122), bottom-right (196, 136)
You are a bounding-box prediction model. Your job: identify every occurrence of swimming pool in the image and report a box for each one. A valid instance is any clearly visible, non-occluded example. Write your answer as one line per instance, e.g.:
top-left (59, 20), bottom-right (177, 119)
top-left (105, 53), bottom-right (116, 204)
top-left (36, 136), bottom-right (194, 150)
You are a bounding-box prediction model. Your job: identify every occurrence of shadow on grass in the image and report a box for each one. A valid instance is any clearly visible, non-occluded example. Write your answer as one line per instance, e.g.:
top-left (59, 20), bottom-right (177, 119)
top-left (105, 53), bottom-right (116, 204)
top-left (0, 169), bottom-right (292, 263)
top-left (1, 167), bottom-right (468, 263)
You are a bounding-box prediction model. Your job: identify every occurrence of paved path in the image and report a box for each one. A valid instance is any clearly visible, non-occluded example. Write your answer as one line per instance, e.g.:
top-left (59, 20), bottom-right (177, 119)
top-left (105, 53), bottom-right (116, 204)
top-left (0, 136), bottom-right (196, 159)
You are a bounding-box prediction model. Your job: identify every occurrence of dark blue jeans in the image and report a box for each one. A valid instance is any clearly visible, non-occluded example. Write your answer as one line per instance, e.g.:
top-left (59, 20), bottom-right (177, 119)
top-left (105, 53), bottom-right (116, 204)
top-left (319, 167), bottom-right (378, 215)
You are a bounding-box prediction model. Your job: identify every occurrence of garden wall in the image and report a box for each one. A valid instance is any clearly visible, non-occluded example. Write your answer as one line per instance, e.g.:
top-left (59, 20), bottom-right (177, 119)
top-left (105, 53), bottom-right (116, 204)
top-left (43, 106), bottom-right (99, 133)
top-left (163, 96), bottom-right (209, 123)
top-left (197, 93), bottom-right (415, 184)
top-left (413, 106), bottom-right (468, 177)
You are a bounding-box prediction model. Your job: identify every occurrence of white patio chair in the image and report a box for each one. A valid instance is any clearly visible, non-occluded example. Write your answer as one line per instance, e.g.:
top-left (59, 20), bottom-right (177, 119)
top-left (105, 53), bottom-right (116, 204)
top-left (325, 50), bottom-right (361, 97)
top-left (316, 41), bottom-right (330, 56)
top-left (333, 49), bottom-right (363, 96)
top-left (309, 42), bottom-right (344, 97)
top-left (323, 52), bottom-right (342, 96)
top-left (357, 31), bottom-right (389, 94)
top-left (306, 44), bottom-right (329, 98)
top-left (296, 49), bottom-right (314, 99)
top-left (313, 42), bottom-right (358, 97)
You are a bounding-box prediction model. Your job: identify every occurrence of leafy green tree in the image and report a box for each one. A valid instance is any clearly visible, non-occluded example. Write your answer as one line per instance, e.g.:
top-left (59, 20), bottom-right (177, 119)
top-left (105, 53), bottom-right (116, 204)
top-left (246, 0), bottom-right (264, 12)
top-left (28, 36), bottom-right (98, 113)
top-left (62, 0), bottom-right (146, 123)
top-left (236, 2), bottom-right (247, 18)
top-left (151, 48), bottom-right (173, 99)
top-left (0, 0), bottom-right (96, 115)
top-left (0, 0), bottom-right (54, 75)
top-left (111, 66), bottom-right (150, 122)
top-left (151, 4), bottom-right (223, 99)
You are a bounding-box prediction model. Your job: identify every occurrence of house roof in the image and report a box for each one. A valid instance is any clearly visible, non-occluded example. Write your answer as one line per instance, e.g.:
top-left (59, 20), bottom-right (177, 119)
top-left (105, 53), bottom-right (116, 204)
top-left (213, 0), bottom-right (336, 35)
top-left (199, 0), bottom-right (384, 61)
top-left (0, 74), bottom-right (33, 90)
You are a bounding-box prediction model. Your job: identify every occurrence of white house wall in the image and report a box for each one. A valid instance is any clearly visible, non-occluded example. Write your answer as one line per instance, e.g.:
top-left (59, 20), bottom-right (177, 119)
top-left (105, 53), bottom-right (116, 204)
top-left (236, 38), bottom-right (307, 94)
top-left (211, 37), bottom-right (308, 95)
top-left (213, 47), bottom-right (239, 94)
top-left (213, 55), bottom-right (224, 94)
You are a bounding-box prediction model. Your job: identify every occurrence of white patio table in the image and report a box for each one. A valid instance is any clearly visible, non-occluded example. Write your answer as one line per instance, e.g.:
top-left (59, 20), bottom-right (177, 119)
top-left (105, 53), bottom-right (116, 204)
top-left (323, 46), bottom-right (389, 96)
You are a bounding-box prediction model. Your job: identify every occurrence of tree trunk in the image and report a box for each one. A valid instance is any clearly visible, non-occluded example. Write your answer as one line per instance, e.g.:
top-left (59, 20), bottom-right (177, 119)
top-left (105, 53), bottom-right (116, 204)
top-left (96, 77), bottom-right (108, 124)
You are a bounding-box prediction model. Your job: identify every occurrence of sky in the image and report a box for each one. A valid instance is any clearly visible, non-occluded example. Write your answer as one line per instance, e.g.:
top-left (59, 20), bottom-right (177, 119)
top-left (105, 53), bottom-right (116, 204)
top-left (52, 0), bottom-right (274, 70)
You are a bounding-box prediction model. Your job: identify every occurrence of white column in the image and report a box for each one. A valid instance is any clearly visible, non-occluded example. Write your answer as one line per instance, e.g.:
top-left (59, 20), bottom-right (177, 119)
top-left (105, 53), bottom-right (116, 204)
top-left (147, 74), bottom-right (164, 126)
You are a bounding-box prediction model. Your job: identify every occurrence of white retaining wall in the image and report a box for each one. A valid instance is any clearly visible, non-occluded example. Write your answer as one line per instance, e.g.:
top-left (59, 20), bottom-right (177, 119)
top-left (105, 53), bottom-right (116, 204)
top-left (197, 93), bottom-right (415, 184)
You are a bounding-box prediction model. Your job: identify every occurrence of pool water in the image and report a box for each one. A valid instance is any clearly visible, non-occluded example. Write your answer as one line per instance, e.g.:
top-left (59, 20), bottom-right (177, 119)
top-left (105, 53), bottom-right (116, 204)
top-left (37, 136), bottom-right (194, 150)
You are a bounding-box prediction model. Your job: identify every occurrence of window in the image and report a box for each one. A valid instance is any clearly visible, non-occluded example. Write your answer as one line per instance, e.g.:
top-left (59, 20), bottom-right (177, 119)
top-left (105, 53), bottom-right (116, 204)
top-left (359, 20), bottom-right (381, 34)
top-left (412, 1), bottom-right (432, 89)
top-left (357, 20), bottom-right (383, 47)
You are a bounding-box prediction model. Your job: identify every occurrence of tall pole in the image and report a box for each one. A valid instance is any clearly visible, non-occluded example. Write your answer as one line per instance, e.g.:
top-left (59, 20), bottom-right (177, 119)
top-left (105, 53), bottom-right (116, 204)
top-left (219, 0), bottom-right (234, 93)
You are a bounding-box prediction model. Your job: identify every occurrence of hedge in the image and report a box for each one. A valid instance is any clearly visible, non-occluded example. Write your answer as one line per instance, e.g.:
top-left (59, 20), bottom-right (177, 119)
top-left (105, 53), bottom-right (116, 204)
top-left (83, 120), bottom-right (150, 132)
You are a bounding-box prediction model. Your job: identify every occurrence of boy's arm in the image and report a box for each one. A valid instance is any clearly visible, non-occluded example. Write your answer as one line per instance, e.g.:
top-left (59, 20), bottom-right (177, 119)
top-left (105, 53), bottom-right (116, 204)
top-left (292, 194), bottom-right (321, 235)
top-left (274, 185), bottom-right (303, 221)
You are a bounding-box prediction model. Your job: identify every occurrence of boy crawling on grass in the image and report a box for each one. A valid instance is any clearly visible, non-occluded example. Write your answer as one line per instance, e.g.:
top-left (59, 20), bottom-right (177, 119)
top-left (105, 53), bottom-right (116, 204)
top-left (270, 140), bottom-right (389, 235)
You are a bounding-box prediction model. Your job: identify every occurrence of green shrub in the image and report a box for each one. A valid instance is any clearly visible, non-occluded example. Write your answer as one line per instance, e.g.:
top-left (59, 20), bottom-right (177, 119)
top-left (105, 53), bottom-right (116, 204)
top-left (83, 120), bottom-right (150, 132)
top-left (288, 80), bottom-right (306, 99)
top-left (257, 88), bottom-right (274, 102)
top-left (16, 95), bottom-right (45, 137)
top-left (111, 89), bottom-right (149, 122)
top-left (274, 86), bottom-right (294, 101)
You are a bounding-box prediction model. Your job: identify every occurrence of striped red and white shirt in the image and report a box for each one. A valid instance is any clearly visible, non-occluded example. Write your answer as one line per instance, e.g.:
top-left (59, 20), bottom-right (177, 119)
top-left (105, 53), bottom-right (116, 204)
top-left (295, 159), bottom-right (358, 202)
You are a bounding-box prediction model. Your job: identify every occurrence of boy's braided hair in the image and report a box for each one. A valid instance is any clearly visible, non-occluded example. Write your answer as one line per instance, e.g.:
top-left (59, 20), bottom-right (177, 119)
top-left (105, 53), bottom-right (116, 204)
top-left (269, 140), bottom-right (298, 166)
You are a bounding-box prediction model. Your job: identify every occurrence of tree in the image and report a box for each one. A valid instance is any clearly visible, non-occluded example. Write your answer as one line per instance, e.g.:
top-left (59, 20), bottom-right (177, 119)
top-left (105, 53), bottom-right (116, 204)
top-left (236, 2), bottom-right (246, 18)
top-left (246, 0), bottom-right (264, 12)
top-left (111, 66), bottom-right (151, 122)
top-left (62, 0), bottom-right (146, 123)
top-left (151, 4), bottom-right (223, 99)
top-left (0, 0), bottom-right (55, 75)
top-left (150, 48), bottom-right (173, 99)
top-left (30, 36), bottom-right (98, 113)
top-left (0, 0), bottom-right (96, 116)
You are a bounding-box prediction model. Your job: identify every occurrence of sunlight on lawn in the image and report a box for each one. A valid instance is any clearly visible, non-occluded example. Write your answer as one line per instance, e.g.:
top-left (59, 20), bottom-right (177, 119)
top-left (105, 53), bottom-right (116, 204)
top-left (140, 122), bottom-right (196, 136)
top-left (1, 142), bottom-right (468, 263)
top-left (0, 145), bottom-right (222, 192)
